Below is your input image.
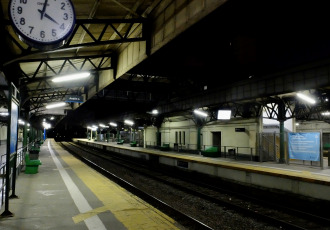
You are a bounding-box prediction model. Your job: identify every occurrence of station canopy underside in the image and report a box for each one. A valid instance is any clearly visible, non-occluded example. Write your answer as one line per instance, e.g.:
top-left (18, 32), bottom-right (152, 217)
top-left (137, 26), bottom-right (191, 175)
top-left (1, 0), bottom-right (330, 130)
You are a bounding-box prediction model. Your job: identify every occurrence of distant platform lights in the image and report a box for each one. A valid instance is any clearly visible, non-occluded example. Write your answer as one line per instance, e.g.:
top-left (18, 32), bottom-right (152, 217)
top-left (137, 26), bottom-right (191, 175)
top-left (42, 121), bottom-right (51, 129)
top-left (152, 109), bottom-right (158, 115)
top-left (99, 123), bottom-right (109, 128)
top-left (321, 111), bottom-right (330, 116)
top-left (18, 119), bottom-right (30, 127)
top-left (87, 125), bottom-right (97, 131)
top-left (124, 119), bottom-right (134, 126)
top-left (109, 122), bottom-right (117, 127)
top-left (193, 109), bottom-right (208, 117)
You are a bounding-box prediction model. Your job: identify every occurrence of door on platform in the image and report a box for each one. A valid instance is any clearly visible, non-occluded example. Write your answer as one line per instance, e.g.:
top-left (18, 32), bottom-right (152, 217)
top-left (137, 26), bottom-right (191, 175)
top-left (212, 132), bottom-right (221, 149)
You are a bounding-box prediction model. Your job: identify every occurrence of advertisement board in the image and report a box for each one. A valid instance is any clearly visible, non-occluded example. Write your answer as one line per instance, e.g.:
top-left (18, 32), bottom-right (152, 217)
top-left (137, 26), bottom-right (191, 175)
top-left (288, 132), bottom-right (320, 161)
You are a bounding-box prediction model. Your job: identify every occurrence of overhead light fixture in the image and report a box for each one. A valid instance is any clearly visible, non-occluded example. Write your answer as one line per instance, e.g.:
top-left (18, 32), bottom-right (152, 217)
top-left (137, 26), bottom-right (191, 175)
top-left (297, 93), bottom-right (316, 104)
top-left (124, 119), bottom-right (134, 126)
top-left (87, 126), bottom-right (97, 131)
top-left (99, 124), bottom-right (109, 128)
top-left (321, 111), bottom-right (330, 116)
top-left (152, 109), bottom-right (158, 115)
top-left (42, 122), bottom-right (51, 129)
top-left (52, 72), bottom-right (90, 83)
top-left (46, 102), bottom-right (66, 109)
top-left (109, 122), bottom-right (117, 127)
top-left (193, 109), bottom-right (208, 117)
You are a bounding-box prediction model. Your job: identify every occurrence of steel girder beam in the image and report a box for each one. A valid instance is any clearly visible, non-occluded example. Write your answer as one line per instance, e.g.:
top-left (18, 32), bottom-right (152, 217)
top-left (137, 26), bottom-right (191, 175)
top-left (4, 18), bottom-right (149, 58)
top-left (19, 54), bottom-right (113, 82)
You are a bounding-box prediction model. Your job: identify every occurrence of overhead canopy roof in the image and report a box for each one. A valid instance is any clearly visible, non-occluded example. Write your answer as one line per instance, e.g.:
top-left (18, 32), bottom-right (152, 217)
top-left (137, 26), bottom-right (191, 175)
top-left (1, 0), bottom-right (330, 130)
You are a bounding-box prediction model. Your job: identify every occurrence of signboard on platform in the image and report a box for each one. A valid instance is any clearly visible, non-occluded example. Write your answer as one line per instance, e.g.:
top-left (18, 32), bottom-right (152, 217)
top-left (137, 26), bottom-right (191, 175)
top-left (10, 100), bottom-right (18, 154)
top-left (235, 128), bottom-right (245, 132)
top-left (288, 132), bottom-right (320, 161)
top-left (65, 95), bottom-right (84, 103)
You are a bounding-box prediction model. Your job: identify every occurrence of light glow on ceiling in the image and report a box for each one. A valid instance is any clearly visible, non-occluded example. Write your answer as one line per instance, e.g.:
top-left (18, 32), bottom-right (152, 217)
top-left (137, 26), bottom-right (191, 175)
top-left (297, 93), bottom-right (316, 104)
top-left (46, 102), bottom-right (66, 109)
top-left (52, 72), bottom-right (90, 83)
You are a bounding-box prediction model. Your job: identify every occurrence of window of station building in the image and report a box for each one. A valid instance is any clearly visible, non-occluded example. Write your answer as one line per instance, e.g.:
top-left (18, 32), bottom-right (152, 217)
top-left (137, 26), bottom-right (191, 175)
top-left (175, 131), bottom-right (185, 145)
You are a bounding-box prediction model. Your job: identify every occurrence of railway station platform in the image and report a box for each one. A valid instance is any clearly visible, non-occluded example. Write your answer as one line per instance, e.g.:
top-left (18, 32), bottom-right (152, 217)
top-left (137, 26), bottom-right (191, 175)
top-left (74, 138), bottom-right (330, 202)
top-left (0, 139), bottom-right (184, 230)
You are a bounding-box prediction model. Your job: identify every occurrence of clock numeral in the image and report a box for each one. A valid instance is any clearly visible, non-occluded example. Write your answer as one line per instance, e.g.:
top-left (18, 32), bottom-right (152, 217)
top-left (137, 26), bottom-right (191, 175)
top-left (60, 23), bottom-right (65, 30)
top-left (17, 6), bottom-right (23, 14)
top-left (20, 0), bottom-right (27, 4)
top-left (40, 31), bottom-right (45, 38)
top-left (20, 18), bottom-right (25, 25)
top-left (61, 2), bottom-right (65, 10)
top-left (63, 13), bottom-right (68, 20)
top-left (52, 29), bottom-right (57, 37)
top-left (29, 26), bottom-right (34, 34)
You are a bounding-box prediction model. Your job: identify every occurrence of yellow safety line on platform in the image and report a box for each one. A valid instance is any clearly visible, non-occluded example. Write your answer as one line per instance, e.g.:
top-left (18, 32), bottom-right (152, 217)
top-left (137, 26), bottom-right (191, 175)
top-left (57, 149), bottom-right (179, 230)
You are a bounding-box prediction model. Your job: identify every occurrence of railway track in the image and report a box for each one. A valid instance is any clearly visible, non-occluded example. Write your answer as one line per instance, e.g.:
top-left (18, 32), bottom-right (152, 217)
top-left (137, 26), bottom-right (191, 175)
top-left (59, 141), bottom-right (330, 230)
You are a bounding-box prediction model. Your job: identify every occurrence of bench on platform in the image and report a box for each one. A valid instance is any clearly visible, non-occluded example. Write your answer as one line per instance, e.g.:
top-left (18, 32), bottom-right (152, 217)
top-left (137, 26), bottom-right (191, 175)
top-left (117, 139), bottom-right (124, 145)
top-left (160, 143), bottom-right (170, 151)
top-left (30, 146), bottom-right (40, 154)
top-left (130, 141), bottom-right (137, 147)
top-left (25, 154), bottom-right (42, 174)
top-left (201, 146), bottom-right (220, 157)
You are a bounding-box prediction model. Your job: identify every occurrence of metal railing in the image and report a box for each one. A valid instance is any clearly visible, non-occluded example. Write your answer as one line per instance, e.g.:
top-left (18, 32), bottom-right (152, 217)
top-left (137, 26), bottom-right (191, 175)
top-left (0, 142), bottom-right (32, 209)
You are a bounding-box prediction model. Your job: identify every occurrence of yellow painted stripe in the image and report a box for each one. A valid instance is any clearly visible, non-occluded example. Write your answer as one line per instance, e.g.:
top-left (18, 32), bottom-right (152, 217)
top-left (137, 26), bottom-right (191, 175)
top-left (57, 147), bottom-right (180, 230)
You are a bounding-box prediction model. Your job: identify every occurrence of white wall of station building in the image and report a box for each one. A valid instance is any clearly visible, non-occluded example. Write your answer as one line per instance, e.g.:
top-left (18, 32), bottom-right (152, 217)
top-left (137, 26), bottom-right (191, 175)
top-left (0, 125), bottom-right (7, 142)
top-left (145, 115), bottom-right (299, 155)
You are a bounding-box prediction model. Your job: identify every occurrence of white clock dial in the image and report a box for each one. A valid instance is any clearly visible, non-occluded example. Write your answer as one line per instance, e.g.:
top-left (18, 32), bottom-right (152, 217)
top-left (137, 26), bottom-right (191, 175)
top-left (9, 0), bottom-right (76, 50)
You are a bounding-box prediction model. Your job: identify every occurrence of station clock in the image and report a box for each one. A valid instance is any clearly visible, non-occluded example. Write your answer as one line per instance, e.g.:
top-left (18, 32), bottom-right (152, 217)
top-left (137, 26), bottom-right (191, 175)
top-left (9, 0), bottom-right (76, 50)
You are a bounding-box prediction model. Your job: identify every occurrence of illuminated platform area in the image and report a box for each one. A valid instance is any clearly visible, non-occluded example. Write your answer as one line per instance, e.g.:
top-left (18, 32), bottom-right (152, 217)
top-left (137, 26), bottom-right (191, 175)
top-left (75, 138), bottom-right (330, 202)
top-left (0, 139), bottom-right (183, 230)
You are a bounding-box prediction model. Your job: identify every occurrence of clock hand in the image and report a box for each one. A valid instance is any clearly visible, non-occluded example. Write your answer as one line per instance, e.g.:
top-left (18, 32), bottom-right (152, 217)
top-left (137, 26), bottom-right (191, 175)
top-left (39, 0), bottom-right (48, 20)
top-left (44, 13), bottom-right (59, 25)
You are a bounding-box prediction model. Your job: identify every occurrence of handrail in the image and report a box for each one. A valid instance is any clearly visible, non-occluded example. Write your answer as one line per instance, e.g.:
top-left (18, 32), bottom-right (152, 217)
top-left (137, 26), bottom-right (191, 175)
top-left (0, 141), bottom-right (34, 208)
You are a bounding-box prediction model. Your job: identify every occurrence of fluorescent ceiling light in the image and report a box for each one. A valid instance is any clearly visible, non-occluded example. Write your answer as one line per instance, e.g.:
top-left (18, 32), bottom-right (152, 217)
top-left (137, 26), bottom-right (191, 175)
top-left (124, 119), bottom-right (134, 125)
top-left (99, 124), bottom-right (109, 128)
top-left (46, 102), bottom-right (66, 109)
top-left (321, 111), bottom-right (330, 116)
top-left (109, 122), bottom-right (117, 127)
top-left (297, 93), bottom-right (316, 104)
top-left (52, 72), bottom-right (90, 83)
top-left (152, 109), bottom-right (158, 115)
top-left (43, 122), bottom-right (51, 129)
top-left (87, 126), bottom-right (97, 131)
top-left (193, 109), bottom-right (208, 117)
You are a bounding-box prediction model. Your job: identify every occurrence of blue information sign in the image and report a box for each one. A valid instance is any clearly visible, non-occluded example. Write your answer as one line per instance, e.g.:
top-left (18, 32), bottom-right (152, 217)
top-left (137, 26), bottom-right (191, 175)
top-left (288, 132), bottom-right (320, 161)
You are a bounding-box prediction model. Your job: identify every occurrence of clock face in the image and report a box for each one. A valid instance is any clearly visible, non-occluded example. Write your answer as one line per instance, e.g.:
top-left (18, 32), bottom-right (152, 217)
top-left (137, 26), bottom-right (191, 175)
top-left (9, 0), bottom-right (76, 50)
